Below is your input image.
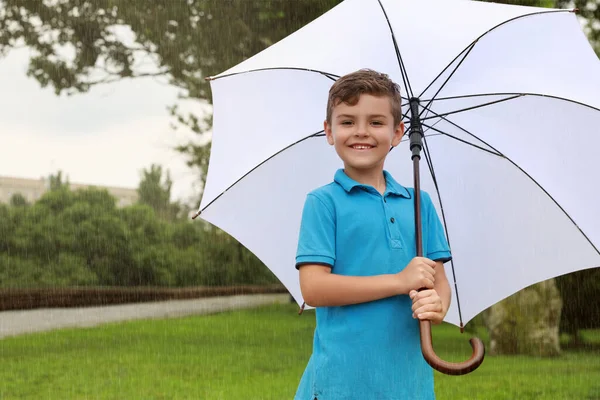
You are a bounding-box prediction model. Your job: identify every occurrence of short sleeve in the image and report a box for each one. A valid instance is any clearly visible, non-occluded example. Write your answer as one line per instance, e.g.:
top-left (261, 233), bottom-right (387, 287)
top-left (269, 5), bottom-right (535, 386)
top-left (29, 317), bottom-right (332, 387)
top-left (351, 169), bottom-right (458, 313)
top-left (422, 191), bottom-right (452, 263)
top-left (295, 193), bottom-right (336, 269)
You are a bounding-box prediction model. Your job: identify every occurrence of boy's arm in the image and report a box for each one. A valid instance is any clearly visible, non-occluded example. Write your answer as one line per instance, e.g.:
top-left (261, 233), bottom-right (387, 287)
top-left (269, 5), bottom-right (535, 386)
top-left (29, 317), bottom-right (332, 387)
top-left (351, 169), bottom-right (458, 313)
top-left (433, 261), bottom-right (451, 313)
top-left (299, 265), bottom-right (404, 307)
top-left (299, 257), bottom-right (437, 307)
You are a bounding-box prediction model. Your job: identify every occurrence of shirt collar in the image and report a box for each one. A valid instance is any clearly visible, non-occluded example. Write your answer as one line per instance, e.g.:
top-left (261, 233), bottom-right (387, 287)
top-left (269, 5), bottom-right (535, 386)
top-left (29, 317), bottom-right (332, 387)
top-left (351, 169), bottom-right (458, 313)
top-left (334, 169), bottom-right (411, 198)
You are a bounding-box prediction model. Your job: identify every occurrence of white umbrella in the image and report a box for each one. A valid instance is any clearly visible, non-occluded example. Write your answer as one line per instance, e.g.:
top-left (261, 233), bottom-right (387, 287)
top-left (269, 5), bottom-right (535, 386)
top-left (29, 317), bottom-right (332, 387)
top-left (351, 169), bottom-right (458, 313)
top-left (193, 0), bottom-right (600, 374)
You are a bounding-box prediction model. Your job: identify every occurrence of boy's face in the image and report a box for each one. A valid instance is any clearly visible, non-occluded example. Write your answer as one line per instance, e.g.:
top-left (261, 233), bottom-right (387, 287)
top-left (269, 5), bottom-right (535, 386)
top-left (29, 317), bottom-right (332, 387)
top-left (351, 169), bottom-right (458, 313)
top-left (324, 94), bottom-right (404, 176)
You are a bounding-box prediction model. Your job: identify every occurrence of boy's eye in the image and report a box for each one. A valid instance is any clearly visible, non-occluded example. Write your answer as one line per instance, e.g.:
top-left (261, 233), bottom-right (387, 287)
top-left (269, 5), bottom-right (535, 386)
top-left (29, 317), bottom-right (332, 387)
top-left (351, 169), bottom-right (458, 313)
top-left (371, 121), bottom-right (384, 126)
top-left (341, 121), bottom-right (353, 125)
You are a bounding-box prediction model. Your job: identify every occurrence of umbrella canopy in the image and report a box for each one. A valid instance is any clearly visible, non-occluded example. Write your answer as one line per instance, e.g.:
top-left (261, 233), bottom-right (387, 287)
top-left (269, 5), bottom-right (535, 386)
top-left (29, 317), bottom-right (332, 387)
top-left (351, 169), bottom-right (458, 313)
top-left (196, 0), bottom-right (600, 330)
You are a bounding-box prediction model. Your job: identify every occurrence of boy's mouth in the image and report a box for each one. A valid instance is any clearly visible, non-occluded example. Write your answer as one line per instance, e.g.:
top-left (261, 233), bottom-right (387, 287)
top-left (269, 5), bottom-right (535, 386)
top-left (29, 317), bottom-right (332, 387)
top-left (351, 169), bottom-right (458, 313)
top-left (350, 144), bottom-right (374, 150)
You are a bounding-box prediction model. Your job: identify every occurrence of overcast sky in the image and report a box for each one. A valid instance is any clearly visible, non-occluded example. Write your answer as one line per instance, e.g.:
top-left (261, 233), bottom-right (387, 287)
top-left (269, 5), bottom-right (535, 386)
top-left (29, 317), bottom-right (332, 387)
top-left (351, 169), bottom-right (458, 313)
top-left (0, 48), bottom-right (209, 206)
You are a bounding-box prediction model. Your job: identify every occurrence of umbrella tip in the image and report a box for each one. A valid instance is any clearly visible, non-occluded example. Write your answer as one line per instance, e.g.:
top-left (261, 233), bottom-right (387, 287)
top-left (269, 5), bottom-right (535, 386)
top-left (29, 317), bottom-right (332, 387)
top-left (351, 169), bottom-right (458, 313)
top-left (191, 210), bottom-right (201, 220)
top-left (205, 76), bottom-right (214, 81)
top-left (460, 323), bottom-right (465, 334)
top-left (298, 302), bottom-right (306, 315)
top-left (571, 8), bottom-right (579, 13)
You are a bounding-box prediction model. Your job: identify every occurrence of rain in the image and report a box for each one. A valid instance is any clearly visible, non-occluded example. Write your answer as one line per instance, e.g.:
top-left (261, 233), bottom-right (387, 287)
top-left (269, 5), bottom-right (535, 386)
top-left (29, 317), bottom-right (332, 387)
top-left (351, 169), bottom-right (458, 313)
top-left (0, 0), bottom-right (599, 398)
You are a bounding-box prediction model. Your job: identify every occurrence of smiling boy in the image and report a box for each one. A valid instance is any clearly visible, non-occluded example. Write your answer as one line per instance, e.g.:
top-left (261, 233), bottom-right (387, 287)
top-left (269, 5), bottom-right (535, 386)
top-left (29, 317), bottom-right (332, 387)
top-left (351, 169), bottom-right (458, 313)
top-left (294, 69), bottom-right (452, 399)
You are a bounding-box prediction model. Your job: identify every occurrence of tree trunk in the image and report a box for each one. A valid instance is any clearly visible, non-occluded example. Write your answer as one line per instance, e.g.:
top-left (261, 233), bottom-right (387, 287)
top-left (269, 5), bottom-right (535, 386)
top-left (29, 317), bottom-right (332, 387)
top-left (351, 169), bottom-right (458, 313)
top-left (485, 279), bottom-right (562, 357)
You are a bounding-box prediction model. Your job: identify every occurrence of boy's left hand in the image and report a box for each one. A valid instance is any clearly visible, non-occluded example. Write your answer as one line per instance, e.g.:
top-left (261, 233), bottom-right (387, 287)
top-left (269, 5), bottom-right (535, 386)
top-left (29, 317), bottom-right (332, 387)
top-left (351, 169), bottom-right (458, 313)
top-left (409, 289), bottom-right (446, 325)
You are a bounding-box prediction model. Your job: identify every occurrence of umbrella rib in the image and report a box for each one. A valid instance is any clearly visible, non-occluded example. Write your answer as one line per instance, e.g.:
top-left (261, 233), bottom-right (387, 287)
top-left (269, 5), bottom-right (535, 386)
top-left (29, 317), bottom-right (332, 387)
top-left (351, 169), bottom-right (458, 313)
top-left (421, 123), bottom-right (503, 157)
top-left (398, 132), bottom-right (444, 145)
top-left (425, 112), bottom-right (600, 258)
top-left (417, 9), bottom-right (574, 102)
top-left (422, 134), bottom-right (466, 329)
top-left (198, 130), bottom-right (325, 214)
top-left (206, 67), bottom-right (339, 82)
top-left (377, 0), bottom-right (414, 98)
top-left (421, 93), bottom-right (521, 103)
top-left (419, 43), bottom-right (477, 119)
top-left (420, 94), bottom-right (523, 121)
top-left (421, 92), bottom-right (600, 114)
top-left (422, 116), bottom-right (444, 135)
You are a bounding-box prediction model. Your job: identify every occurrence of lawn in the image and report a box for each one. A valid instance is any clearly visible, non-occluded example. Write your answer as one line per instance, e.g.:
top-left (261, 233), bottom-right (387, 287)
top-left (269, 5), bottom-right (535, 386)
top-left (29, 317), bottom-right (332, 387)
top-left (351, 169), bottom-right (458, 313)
top-left (0, 303), bottom-right (598, 399)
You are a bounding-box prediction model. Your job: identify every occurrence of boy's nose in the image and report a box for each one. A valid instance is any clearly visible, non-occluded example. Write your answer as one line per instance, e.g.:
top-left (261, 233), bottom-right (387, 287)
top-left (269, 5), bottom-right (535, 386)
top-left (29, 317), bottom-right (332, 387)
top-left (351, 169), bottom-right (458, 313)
top-left (355, 122), bottom-right (369, 136)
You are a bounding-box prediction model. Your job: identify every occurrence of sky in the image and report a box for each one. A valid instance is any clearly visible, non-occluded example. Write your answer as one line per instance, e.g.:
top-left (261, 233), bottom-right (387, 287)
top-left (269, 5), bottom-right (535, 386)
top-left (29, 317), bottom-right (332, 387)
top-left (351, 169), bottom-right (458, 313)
top-left (0, 47), bottom-right (210, 206)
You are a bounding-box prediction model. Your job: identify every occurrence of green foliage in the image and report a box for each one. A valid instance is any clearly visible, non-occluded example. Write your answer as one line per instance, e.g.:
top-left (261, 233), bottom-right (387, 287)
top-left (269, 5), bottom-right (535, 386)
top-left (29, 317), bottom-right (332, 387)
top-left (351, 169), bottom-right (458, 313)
top-left (0, 185), bottom-right (277, 289)
top-left (136, 164), bottom-right (180, 221)
top-left (0, 0), bottom-right (342, 98)
top-left (9, 193), bottom-right (28, 207)
top-left (48, 170), bottom-right (69, 191)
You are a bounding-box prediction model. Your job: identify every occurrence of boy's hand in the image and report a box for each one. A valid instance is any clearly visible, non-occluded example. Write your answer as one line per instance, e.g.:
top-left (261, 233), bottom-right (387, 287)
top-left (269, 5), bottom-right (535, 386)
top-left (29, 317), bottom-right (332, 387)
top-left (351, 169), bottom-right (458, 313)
top-left (396, 257), bottom-right (436, 294)
top-left (409, 289), bottom-right (446, 325)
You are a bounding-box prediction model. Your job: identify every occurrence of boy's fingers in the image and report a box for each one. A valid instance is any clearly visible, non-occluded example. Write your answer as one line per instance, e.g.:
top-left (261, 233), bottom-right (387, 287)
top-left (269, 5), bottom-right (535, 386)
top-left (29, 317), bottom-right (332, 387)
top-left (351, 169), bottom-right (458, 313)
top-left (414, 304), bottom-right (444, 318)
top-left (419, 263), bottom-right (435, 276)
top-left (412, 290), bottom-right (439, 308)
top-left (412, 298), bottom-right (440, 313)
top-left (412, 289), bottom-right (433, 300)
top-left (419, 279), bottom-right (434, 290)
top-left (422, 258), bottom-right (437, 268)
top-left (416, 312), bottom-right (442, 322)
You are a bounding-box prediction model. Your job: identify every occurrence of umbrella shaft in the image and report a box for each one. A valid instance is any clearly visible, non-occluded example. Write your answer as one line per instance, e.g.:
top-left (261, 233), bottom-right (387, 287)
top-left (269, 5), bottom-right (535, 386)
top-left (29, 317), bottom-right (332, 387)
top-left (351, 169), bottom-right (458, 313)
top-left (409, 97), bottom-right (424, 160)
top-left (413, 156), bottom-right (423, 258)
top-left (409, 97), bottom-right (424, 258)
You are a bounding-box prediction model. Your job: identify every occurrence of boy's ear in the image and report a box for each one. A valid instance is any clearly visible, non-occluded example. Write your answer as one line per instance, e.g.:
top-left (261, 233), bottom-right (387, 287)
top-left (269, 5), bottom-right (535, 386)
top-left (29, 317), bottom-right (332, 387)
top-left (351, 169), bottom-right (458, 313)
top-left (324, 120), bottom-right (334, 145)
top-left (391, 121), bottom-right (405, 147)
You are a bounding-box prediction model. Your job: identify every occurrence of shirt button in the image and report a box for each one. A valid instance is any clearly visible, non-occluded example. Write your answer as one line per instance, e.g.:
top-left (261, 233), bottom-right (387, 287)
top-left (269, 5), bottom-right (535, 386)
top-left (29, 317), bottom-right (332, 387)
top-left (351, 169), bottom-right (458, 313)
top-left (390, 217), bottom-right (395, 223)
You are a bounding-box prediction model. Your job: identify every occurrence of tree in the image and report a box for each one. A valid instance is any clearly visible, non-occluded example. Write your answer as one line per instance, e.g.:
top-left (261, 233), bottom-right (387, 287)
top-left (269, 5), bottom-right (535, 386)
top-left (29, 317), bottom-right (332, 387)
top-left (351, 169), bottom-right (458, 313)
top-left (48, 170), bottom-right (69, 191)
top-left (0, 0), bottom-right (342, 196)
top-left (484, 279), bottom-right (563, 356)
top-left (556, 268), bottom-right (600, 344)
top-left (137, 164), bottom-right (180, 221)
top-left (9, 193), bottom-right (28, 207)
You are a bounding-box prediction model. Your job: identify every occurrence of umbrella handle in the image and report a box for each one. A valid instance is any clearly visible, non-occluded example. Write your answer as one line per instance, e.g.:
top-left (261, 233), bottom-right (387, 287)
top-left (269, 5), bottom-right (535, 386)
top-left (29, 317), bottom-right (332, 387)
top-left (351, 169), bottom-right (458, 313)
top-left (419, 320), bottom-right (485, 375)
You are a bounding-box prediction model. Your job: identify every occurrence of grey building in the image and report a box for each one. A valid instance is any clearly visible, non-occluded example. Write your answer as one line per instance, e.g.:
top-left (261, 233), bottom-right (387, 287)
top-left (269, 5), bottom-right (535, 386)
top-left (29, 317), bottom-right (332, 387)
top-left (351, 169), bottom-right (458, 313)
top-left (0, 175), bottom-right (138, 207)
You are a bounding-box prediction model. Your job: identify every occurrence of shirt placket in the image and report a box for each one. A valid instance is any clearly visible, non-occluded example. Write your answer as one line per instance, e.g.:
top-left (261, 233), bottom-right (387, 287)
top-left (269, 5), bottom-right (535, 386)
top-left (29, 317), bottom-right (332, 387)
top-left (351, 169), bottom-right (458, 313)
top-left (382, 194), bottom-right (402, 249)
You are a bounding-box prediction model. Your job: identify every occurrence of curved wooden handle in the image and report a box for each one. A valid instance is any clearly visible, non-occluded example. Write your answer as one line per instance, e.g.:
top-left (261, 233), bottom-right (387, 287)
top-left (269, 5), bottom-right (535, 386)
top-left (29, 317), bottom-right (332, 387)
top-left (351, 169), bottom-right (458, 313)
top-left (419, 320), bottom-right (485, 376)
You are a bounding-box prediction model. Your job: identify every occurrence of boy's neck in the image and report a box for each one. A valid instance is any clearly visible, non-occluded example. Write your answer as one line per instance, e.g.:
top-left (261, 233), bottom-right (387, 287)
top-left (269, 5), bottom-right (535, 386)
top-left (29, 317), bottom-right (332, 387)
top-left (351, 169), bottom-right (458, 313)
top-left (343, 166), bottom-right (386, 194)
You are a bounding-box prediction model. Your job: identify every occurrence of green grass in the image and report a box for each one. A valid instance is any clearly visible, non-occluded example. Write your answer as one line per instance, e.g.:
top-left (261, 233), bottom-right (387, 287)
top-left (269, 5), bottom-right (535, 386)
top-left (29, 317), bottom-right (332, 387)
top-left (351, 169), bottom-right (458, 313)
top-left (0, 304), bottom-right (598, 399)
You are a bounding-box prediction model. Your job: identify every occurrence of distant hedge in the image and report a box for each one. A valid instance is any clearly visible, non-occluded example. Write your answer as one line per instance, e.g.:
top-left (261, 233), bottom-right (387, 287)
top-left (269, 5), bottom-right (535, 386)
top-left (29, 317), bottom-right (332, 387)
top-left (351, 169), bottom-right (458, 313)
top-left (0, 186), bottom-right (278, 290)
top-left (0, 284), bottom-right (288, 311)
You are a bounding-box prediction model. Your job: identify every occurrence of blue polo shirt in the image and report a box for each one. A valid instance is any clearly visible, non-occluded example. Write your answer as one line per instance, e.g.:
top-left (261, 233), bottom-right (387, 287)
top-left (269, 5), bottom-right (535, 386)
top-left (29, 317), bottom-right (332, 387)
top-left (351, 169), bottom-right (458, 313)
top-left (295, 169), bottom-right (451, 400)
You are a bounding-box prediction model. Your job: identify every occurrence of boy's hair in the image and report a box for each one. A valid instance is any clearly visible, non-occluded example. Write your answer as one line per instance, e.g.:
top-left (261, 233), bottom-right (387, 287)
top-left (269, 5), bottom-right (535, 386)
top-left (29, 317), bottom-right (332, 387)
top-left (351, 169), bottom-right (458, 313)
top-left (326, 69), bottom-right (403, 126)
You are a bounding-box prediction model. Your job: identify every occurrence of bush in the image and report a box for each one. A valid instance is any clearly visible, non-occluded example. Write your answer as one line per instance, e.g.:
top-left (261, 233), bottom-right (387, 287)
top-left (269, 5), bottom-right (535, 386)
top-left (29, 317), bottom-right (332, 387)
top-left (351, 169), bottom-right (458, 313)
top-left (0, 186), bottom-right (278, 289)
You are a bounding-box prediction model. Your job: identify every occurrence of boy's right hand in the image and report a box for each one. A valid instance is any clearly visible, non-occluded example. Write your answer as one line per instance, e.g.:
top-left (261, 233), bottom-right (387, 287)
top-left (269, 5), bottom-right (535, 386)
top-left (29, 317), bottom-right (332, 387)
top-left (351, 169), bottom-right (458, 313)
top-left (396, 257), bottom-right (436, 294)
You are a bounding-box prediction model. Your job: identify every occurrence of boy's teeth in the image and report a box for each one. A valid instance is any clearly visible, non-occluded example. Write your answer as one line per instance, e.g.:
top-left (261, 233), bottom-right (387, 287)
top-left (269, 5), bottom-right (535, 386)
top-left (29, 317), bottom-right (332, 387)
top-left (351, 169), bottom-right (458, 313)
top-left (353, 145), bottom-right (372, 149)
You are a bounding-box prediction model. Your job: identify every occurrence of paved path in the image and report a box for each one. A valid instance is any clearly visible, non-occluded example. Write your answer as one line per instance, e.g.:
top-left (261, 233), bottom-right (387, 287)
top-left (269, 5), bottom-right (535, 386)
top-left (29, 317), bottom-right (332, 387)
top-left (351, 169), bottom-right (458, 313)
top-left (0, 293), bottom-right (290, 339)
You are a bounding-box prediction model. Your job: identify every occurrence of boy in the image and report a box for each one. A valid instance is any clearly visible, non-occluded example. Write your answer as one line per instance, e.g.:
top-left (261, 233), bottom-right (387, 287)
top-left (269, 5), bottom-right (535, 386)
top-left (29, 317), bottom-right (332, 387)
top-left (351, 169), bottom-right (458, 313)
top-left (295, 69), bottom-right (452, 399)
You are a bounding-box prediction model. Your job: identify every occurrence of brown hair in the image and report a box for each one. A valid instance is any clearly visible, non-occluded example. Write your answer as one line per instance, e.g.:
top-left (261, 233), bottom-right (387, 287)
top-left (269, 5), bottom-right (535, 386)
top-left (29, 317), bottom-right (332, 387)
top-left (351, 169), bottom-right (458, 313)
top-left (326, 69), bottom-right (403, 126)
